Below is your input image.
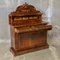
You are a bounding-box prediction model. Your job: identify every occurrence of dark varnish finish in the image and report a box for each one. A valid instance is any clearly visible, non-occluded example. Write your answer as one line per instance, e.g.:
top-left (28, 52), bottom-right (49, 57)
top-left (9, 3), bottom-right (52, 56)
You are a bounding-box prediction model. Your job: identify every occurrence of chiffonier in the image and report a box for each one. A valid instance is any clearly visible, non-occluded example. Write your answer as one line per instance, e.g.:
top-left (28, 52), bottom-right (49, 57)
top-left (9, 3), bottom-right (52, 56)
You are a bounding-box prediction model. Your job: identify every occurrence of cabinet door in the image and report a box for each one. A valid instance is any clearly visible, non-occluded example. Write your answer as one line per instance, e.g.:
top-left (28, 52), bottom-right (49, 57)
top-left (19, 31), bottom-right (47, 51)
top-left (19, 33), bottom-right (32, 50)
top-left (31, 31), bottom-right (47, 48)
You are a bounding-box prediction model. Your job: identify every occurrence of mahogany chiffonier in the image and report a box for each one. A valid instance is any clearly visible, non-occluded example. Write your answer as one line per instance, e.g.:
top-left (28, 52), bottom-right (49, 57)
top-left (9, 3), bottom-right (52, 56)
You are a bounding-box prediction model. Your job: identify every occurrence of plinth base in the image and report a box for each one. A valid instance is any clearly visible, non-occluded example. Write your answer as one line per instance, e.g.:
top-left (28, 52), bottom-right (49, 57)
top-left (10, 44), bottom-right (49, 56)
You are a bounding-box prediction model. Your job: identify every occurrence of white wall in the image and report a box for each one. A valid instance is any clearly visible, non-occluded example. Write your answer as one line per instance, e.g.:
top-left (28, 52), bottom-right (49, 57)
top-left (0, 0), bottom-right (17, 40)
top-left (0, 0), bottom-right (60, 46)
top-left (48, 0), bottom-right (60, 46)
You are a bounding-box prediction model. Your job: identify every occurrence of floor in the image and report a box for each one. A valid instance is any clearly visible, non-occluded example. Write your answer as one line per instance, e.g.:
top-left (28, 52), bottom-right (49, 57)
top-left (0, 40), bottom-right (60, 60)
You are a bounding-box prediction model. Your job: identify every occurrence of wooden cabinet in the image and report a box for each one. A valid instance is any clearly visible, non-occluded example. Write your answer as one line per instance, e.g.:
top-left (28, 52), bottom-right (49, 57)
top-left (9, 3), bottom-right (52, 56)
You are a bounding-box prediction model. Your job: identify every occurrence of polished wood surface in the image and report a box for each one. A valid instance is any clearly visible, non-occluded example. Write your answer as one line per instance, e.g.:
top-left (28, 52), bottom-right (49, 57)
top-left (9, 3), bottom-right (52, 56)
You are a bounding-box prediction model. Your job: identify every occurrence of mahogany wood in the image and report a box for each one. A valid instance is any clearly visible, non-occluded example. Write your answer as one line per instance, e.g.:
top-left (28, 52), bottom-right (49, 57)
top-left (9, 3), bottom-right (52, 56)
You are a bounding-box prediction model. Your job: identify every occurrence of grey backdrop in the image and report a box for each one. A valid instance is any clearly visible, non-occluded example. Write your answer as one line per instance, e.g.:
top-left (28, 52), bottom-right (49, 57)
top-left (0, 0), bottom-right (60, 46)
